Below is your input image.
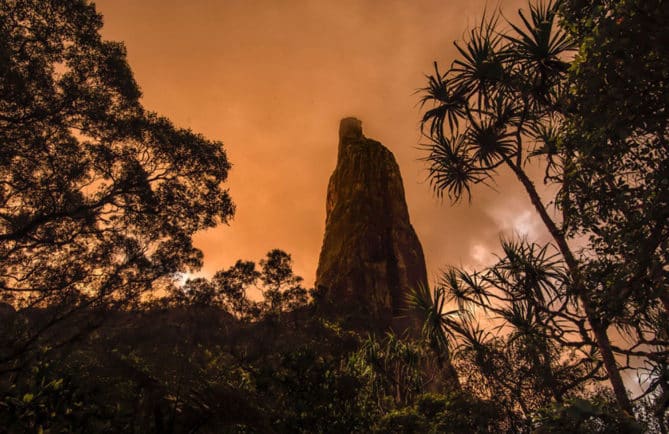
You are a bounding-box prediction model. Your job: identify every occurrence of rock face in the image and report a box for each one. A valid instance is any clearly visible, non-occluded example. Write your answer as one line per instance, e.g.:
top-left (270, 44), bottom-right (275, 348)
top-left (315, 118), bottom-right (427, 332)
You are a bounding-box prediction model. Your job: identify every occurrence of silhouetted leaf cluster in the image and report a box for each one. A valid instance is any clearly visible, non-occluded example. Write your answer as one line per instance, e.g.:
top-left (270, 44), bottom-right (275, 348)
top-left (0, 0), bottom-right (234, 372)
top-left (417, 0), bottom-right (668, 427)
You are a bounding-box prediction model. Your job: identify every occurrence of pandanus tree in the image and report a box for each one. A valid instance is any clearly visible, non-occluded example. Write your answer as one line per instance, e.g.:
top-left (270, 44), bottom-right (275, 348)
top-left (406, 284), bottom-right (460, 389)
top-left (355, 333), bottom-right (428, 409)
top-left (409, 239), bottom-right (604, 428)
top-left (415, 0), bottom-right (654, 415)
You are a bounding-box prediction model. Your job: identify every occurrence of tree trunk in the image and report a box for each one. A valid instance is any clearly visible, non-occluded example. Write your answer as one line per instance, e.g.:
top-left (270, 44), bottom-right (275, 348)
top-left (506, 158), bottom-right (634, 415)
top-left (587, 309), bottom-right (634, 413)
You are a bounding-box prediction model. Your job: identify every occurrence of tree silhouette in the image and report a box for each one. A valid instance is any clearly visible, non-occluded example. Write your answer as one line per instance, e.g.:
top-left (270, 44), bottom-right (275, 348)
top-left (0, 0), bottom-right (234, 371)
top-left (415, 0), bottom-right (664, 415)
top-left (169, 249), bottom-right (308, 321)
top-left (560, 0), bottom-right (669, 425)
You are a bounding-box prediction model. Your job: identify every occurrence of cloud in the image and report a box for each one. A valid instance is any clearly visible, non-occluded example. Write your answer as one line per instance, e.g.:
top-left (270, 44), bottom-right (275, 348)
top-left (96, 0), bottom-right (528, 285)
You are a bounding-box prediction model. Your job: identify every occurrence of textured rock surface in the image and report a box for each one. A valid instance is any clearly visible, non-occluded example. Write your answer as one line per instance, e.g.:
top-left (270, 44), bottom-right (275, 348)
top-left (315, 118), bottom-right (427, 332)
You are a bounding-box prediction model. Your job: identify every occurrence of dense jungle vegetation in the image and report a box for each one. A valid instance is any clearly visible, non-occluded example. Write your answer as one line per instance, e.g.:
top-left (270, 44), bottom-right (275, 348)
top-left (0, 0), bottom-right (667, 432)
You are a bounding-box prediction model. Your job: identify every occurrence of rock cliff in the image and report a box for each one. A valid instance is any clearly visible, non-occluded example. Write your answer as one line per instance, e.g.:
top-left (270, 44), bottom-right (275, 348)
top-left (315, 118), bottom-right (428, 332)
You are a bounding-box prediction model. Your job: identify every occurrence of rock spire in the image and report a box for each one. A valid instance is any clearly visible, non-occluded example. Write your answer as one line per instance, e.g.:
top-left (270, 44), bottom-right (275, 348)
top-left (315, 117), bottom-right (428, 332)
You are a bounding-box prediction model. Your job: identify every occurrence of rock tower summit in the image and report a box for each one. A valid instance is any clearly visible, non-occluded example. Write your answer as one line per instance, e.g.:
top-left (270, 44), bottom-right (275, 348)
top-left (315, 117), bottom-right (428, 332)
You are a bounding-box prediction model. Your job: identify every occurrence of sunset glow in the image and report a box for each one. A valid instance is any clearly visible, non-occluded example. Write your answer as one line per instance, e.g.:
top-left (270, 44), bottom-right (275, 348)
top-left (95, 0), bottom-right (530, 284)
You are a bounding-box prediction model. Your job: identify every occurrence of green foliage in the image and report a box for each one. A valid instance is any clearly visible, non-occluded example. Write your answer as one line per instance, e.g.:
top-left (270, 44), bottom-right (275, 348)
top-left (0, 243), bottom-right (321, 432)
top-left (533, 396), bottom-right (644, 434)
top-left (560, 0), bottom-right (669, 424)
top-left (0, 308), bottom-right (379, 433)
top-left (562, 0), bottom-right (669, 141)
top-left (560, 0), bottom-right (669, 352)
top-left (373, 392), bottom-right (500, 434)
top-left (374, 407), bottom-right (427, 434)
top-left (0, 299), bottom-right (509, 433)
top-left (1, 361), bottom-right (105, 433)
top-left (353, 333), bottom-right (429, 408)
top-left (259, 347), bottom-right (375, 433)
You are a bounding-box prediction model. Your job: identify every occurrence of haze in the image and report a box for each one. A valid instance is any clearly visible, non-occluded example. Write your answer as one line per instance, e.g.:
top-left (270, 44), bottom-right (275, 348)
top-left (95, 0), bottom-right (548, 286)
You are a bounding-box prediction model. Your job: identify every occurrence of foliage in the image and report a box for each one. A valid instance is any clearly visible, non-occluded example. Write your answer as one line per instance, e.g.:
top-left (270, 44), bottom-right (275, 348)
top-left (0, 306), bottom-right (373, 432)
top-left (407, 238), bottom-right (602, 428)
top-left (417, 0), bottom-right (669, 420)
top-left (0, 0), bottom-right (234, 371)
top-left (169, 249), bottom-right (308, 321)
top-left (352, 333), bottom-right (430, 409)
top-left (0, 361), bottom-right (103, 433)
top-left (258, 249), bottom-right (308, 316)
top-left (419, 0), bottom-right (571, 203)
top-left (1, 282), bottom-right (510, 433)
top-left (257, 346), bottom-right (375, 433)
top-left (3, 0), bottom-right (668, 431)
top-left (560, 0), bottom-right (669, 421)
top-left (372, 392), bottom-right (500, 434)
top-left (533, 396), bottom-right (643, 434)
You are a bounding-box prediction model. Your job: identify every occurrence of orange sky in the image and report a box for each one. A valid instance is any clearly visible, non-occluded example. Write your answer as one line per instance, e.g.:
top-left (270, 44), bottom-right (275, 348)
top-left (95, 0), bottom-right (554, 286)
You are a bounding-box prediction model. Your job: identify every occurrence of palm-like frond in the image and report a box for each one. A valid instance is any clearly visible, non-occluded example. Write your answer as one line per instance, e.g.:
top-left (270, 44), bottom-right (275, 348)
top-left (446, 314), bottom-right (494, 359)
top-left (451, 12), bottom-right (506, 106)
top-left (528, 118), bottom-right (563, 179)
top-left (422, 134), bottom-right (487, 202)
top-left (527, 118), bottom-right (560, 159)
top-left (495, 238), bottom-right (566, 303)
top-left (503, 0), bottom-right (573, 88)
top-left (498, 300), bottom-right (539, 337)
top-left (440, 268), bottom-right (468, 308)
top-left (465, 117), bottom-right (516, 168)
top-left (488, 92), bottom-right (522, 129)
top-left (406, 283), bottom-right (457, 356)
top-left (419, 62), bottom-right (468, 137)
top-left (439, 266), bottom-right (490, 309)
top-left (497, 299), bottom-right (559, 373)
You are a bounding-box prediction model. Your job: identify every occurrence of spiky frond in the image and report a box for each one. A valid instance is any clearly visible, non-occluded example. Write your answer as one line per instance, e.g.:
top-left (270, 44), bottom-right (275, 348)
top-left (419, 62), bottom-right (468, 137)
top-left (422, 134), bottom-right (488, 202)
top-left (493, 238), bottom-right (566, 304)
top-left (406, 283), bottom-right (458, 355)
top-left (503, 0), bottom-right (573, 105)
top-left (451, 12), bottom-right (506, 106)
top-left (465, 117), bottom-right (516, 167)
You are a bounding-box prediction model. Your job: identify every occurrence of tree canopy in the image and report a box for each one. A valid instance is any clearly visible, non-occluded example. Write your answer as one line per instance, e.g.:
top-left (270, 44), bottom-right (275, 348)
top-left (0, 0), bottom-right (234, 370)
